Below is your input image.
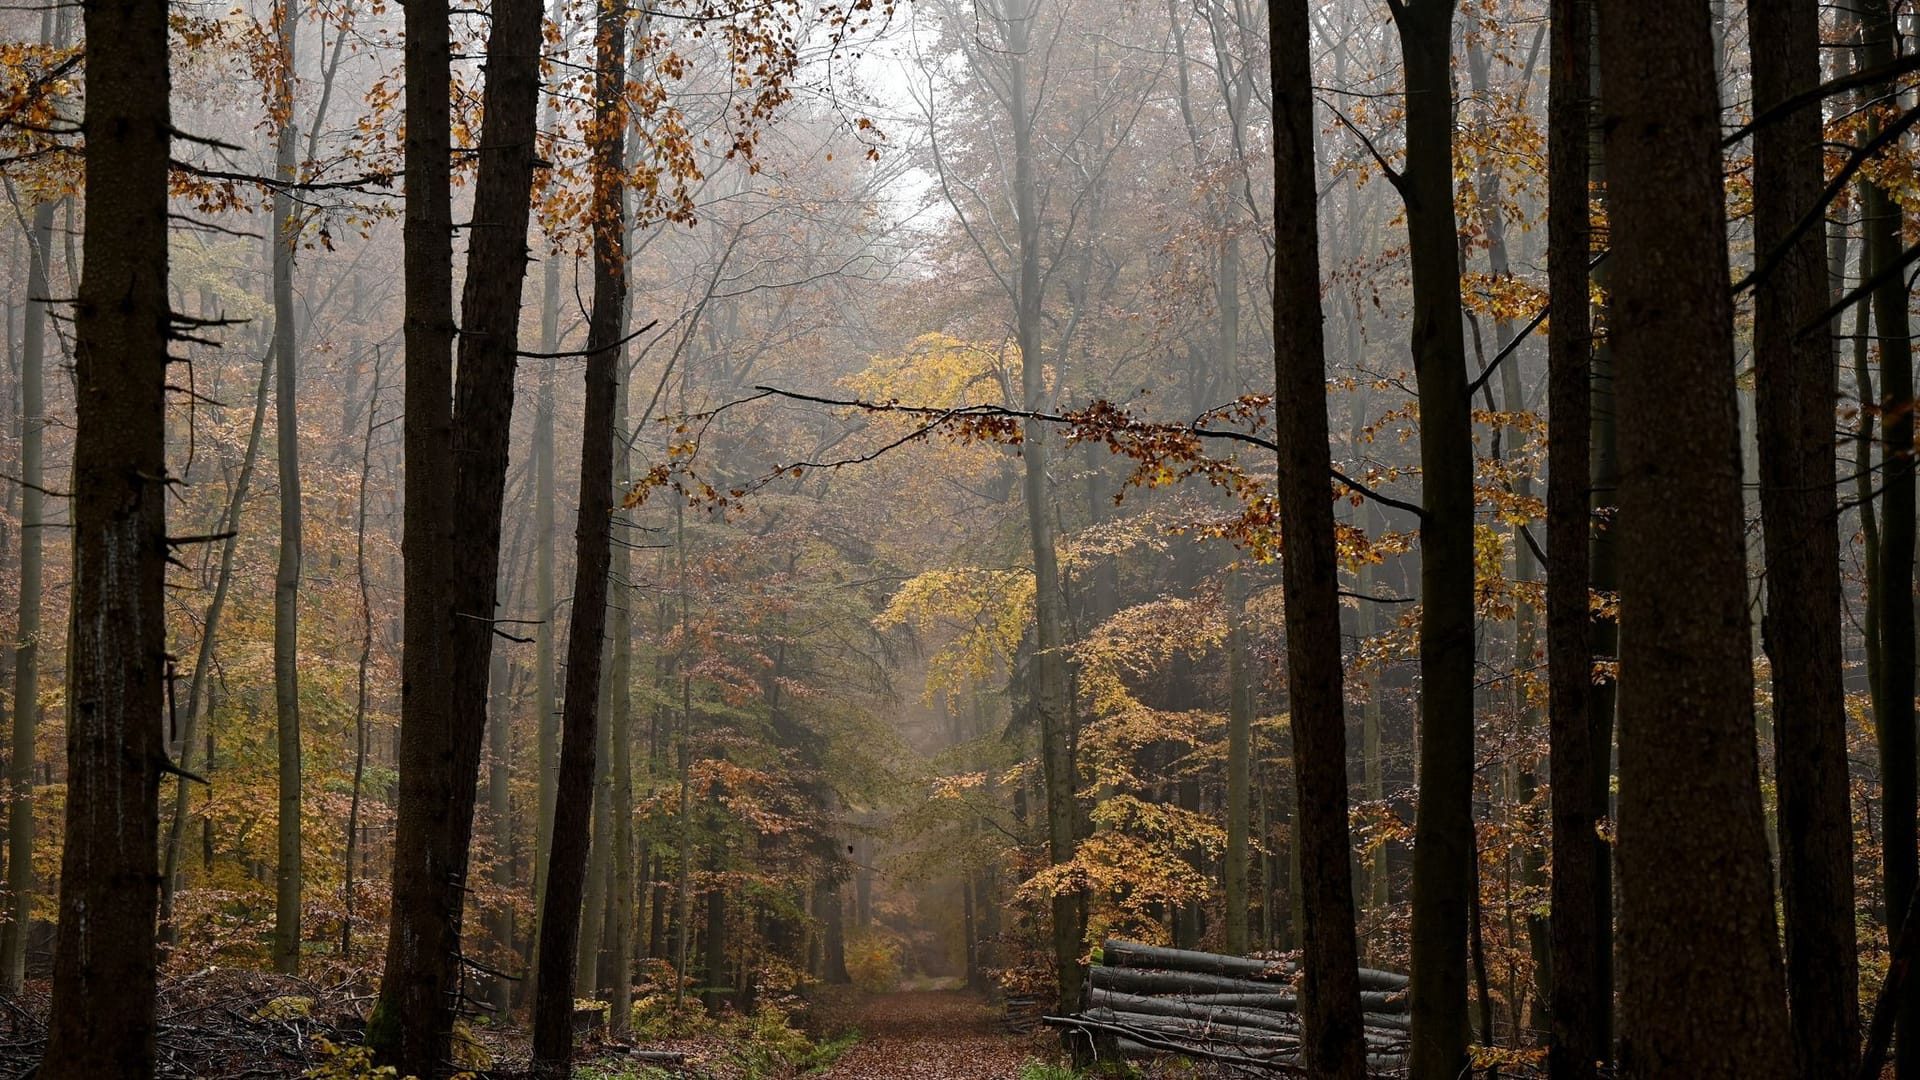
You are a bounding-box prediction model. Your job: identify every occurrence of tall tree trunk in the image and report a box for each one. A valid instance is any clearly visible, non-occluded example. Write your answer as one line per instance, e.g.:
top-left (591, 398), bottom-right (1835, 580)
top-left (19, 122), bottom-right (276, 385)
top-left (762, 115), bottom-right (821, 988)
top-left (1468, 27), bottom-right (1552, 1033)
top-left (1387, 1), bottom-right (1477, 1075)
top-left (1545, 1), bottom-right (1596, 1076)
top-left (374, 0), bottom-right (456, 1054)
top-left (531, 2), bottom-right (625, 1057)
top-left (530, 262), bottom-right (621, 1074)
top-left (1224, 570), bottom-right (1252, 956)
top-left (1856, 1), bottom-right (1920, 1073)
top-left (487, 649), bottom-right (515, 1014)
top-left (1001, 0), bottom-right (1084, 1013)
top-left (39, 0), bottom-right (170, 1069)
top-left (159, 341), bottom-right (273, 942)
top-left (526, 0), bottom-right (564, 1000)
top-left (270, 0), bottom-right (305, 975)
top-left (1, 187), bottom-right (55, 992)
top-left (343, 354), bottom-right (386, 962)
top-left (578, 647), bottom-right (614, 993)
top-left (1751, 1), bottom-right (1861, 1075)
top-left (608, 368), bottom-right (636, 1032)
top-left (372, 0), bottom-right (543, 1066)
top-left (1599, 1), bottom-right (1793, 1074)
top-left (1269, 2), bottom-right (1368, 1074)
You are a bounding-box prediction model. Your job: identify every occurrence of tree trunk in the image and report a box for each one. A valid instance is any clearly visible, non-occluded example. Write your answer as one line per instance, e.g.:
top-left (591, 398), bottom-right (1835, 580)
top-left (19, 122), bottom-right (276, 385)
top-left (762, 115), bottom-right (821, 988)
top-left (1750, 1), bottom-right (1861, 1075)
top-left (39, 0), bottom-right (170, 1069)
top-left (1224, 570), bottom-right (1252, 957)
top-left (1, 186), bottom-right (55, 992)
top-left (371, 0), bottom-right (543, 1066)
top-left (531, 5), bottom-right (625, 1056)
top-left (1388, 2), bottom-right (1477, 1075)
top-left (1580, 14), bottom-right (1623, 1061)
top-left (608, 271), bottom-right (636, 1037)
top-left (1001, 0), bottom-right (1084, 1014)
top-left (487, 649), bottom-right (515, 1014)
top-left (343, 354), bottom-right (386, 962)
top-left (374, 0), bottom-right (456, 1054)
top-left (1857, 1), bottom-right (1919, 1074)
top-left (578, 649), bottom-right (614, 993)
top-left (1545, 1), bottom-right (1596, 1076)
top-left (526, 0), bottom-right (564, 1000)
top-left (270, 0), bottom-right (305, 975)
top-left (1599, 1), bottom-right (1793, 1073)
top-left (1268, 4), bottom-right (1369, 1075)
top-left (159, 341), bottom-right (274, 944)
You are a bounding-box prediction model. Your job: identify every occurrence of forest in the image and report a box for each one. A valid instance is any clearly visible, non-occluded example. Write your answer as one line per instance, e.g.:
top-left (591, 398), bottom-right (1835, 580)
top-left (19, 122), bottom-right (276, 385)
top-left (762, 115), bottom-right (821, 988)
top-left (0, 0), bottom-right (1898, 1077)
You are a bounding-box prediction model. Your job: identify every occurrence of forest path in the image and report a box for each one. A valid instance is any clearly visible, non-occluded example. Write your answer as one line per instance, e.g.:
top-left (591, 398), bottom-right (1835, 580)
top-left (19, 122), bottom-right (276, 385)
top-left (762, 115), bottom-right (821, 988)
top-left (810, 989), bottom-right (1037, 1080)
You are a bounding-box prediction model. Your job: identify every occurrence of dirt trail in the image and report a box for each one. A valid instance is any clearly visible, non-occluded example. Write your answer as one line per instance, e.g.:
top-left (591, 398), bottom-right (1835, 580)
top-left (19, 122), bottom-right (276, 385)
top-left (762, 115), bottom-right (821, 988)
top-left (810, 990), bottom-right (1037, 1080)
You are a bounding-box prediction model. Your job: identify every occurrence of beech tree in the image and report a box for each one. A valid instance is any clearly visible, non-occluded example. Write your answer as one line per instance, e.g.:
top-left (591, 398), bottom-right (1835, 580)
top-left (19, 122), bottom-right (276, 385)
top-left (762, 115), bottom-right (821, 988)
top-left (39, 0), bottom-right (171, 1071)
top-left (532, 0), bottom-right (627, 1067)
top-left (1268, 2), bottom-right (1367, 1074)
top-left (1750, 0), bottom-right (1859, 1075)
top-left (1381, 1), bottom-right (1478, 1074)
top-left (1545, 0), bottom-right (1596, 1076)
top-left (1600, 0), bottom-right (1792, 1074)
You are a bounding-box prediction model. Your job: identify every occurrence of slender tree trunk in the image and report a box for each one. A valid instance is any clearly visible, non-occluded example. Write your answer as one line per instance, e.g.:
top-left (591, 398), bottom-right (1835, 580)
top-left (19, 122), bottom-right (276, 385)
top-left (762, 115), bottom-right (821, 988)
top-left (531, 253), bottom-right (559, 942)
top-left (1388, 2), bottom-right (1477, 1075)
top-left (40, 0), bottom-right (170, 1069)
top-left (487, 649), bottom-right (514, 1014)
top-left (1468, 29), bottom-right (1553, 1034)
top-left (1002, 0), bottom-right (1084, 1014)
top-left (159, 342), bottom-right (274, 942)
top-left (270, 0), bottom-right (305, 975)
top-left (1269, 3), bottom-right (1368, 1073)
top-left (609, 372), bottom-right (636, 1031)
top-left (1, 189), bottom-right (55, 991)
top-left (1599, 1), bottom-right (1793, 1074)
top-left (1751, 1), bottom-right (1861, 1075)
top-left (526, 0), bottom-right (564, 1001)
top-left (578, 647), bottom-right (613, 993)
top-left (530, 316), bottom-right (619, 1075)
top-left (1545, 1), bottom-right (1596, 1076)
top-left (531, 4), bottom-right (625, 1058)
top-left (1224, 570), bottom-right (1252, 956)
top-left (1856, 2), bottom-right (1920, 1074)
top-left (343, 354), bottom-right (385, 962)
top-left (1584, 14), bottom-right (1618, 1057)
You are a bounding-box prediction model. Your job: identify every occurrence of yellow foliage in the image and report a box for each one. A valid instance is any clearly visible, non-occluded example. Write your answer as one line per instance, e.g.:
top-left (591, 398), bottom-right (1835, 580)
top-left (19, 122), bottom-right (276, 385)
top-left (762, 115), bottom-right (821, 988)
top-left (875, 568), bottom-right (1034, 702)
top-left (844, 930), bottom-right (904, 993)
top-left (842, 333), bottom-right (1009, 408)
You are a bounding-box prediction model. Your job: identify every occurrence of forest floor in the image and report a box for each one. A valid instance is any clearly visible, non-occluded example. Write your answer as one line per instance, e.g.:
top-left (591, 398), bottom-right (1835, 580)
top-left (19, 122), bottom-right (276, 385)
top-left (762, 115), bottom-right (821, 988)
top-left (799, 988), bottom-right (1041, 1080)
top-left (0, 975), bottom-right (1223, 1079)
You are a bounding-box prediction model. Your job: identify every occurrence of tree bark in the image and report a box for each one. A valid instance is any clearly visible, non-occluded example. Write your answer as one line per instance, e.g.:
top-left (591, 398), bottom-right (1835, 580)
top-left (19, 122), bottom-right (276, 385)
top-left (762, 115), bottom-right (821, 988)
top-left (1599, 0), bottom-right (1793, 1074)
top-left (1856, 1), bottom-right (1919, 1073)
top-left (1, 185), bottom-right (56, 992)
top-left (39, 0), bottom-right (170, 1069)
top-left (270, 0), bottom-right (305, 975)
top-left (1545, 0), bottom-right (1596, 1076)
top-left (529, 333), bottom-right (618, 1073)
top-left (533, 6), bottom-right (626, 1063)
top-left (994, 0), bottom-right (1085, 1014)
top-left (159, 341), bottom-right (273, 944)
top-left (1385, 2), bottom-right (1477, 1075)
top-left (1750, 0), bottom-right (1861, 1075)
top-left (1267, 3), bottom-right (1369, 1076)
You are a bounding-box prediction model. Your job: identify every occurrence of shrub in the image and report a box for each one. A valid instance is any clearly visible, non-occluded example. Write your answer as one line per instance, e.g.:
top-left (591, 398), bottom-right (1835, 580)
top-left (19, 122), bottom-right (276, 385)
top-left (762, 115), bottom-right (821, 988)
top-left (843, 931), bottom-right (903, 994)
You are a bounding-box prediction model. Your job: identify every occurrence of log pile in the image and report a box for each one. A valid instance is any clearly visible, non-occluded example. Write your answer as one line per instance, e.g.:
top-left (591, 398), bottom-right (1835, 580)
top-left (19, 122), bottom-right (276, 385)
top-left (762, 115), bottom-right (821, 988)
top-left (1045, 940), bottom-right (1411, 1075)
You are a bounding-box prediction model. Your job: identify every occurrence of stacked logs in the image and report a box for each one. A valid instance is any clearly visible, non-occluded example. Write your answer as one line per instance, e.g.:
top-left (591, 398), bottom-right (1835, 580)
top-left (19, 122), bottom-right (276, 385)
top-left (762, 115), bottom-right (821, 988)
top-left (1046, 940), bottom-right (1411, 1075)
